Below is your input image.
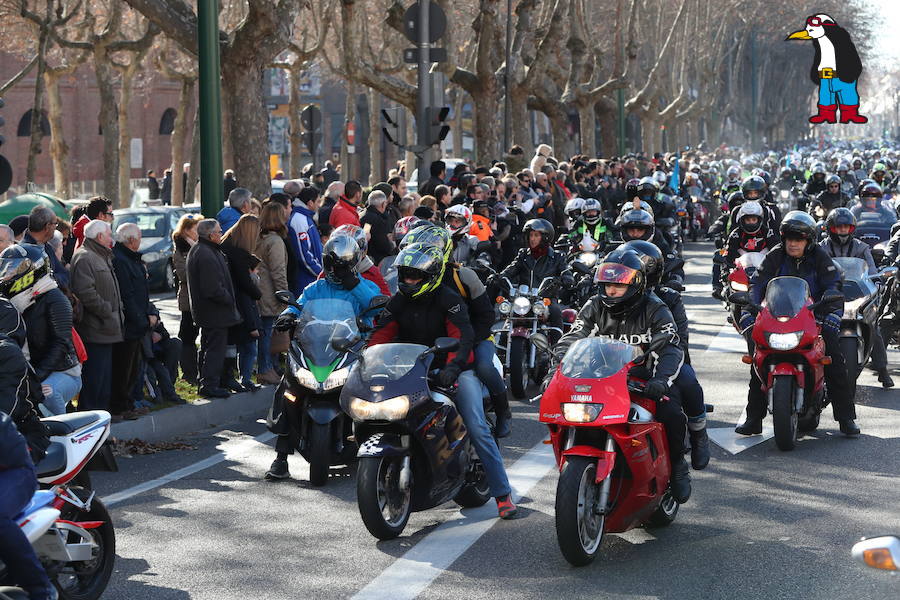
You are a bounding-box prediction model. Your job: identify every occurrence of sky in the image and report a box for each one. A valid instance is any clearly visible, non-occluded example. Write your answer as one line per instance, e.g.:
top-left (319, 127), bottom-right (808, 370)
top-left (864, 0), bottom-right (900, 67)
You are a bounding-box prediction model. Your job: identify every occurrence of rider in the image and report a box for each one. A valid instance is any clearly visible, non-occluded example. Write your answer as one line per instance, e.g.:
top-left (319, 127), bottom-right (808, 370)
top-left (742, 175), bottom-right (780, 229)
top-left (619, 209), bottom-right (684, 289)
top-left (445, 204), bottom-right (480, 265)
top-left (265, 233), bottom-right (382, 480)
top-left (723, 201), bottom-right (780, 281)
top-left (323, 224), bottom-right (391, 295)
top-left (495, 219), bottom-right (572, 344)
top-left (808, 174), bottom-right (849, 220)
top-left (736, 211), bottom-right (859, 437)
top-left (803, 163), bottom-right (828, 210)
top-left (547, 249), bottom-right (693, 503)
top-left (851, 182), bottom-right (896, 224)
top-left (369, 242), bottom-right (518, 519)
top-left (820, 208), bottom-right (893, 388)
top-left (563, 198), bottom-right (609, 252)
top-left (623, 240), bottom-right (710, 470)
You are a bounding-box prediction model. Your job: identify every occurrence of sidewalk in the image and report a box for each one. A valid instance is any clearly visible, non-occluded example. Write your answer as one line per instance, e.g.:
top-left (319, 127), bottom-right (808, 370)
top-left (110, 385), bottom-right (275, 443)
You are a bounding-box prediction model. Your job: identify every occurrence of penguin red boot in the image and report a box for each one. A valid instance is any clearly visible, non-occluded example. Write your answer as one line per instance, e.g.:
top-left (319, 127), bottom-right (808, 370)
top-left (809, 104), bottom-right (838, 124)
top-left (839, 104), bottom-right (868, 123)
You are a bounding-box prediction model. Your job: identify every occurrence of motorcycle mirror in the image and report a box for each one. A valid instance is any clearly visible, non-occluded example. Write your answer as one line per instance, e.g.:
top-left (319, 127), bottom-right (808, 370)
top-left (851, 536), bottom-right (900, 572)
top-left (367, 295), bottom-right (390, 312)
top-left (432, 337), bottom-right (460, 354)
top-left (275, 290), bottom-right (299, 307)
top-left (572, 261), bottom-right (591, 275)
top-left (530, 332), bottom-right (551, 352)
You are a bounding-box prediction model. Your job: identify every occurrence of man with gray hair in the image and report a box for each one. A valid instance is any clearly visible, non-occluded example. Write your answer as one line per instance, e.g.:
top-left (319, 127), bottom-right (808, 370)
top-left (317, 180), bottom-right (344, 226)
top-left (24, 205), bottom-right (68, 288)
top-left (360, 190), bottom-right (393, 264)
top-left (0, 224), bottom-right (14, 252)
top-left (216, 187), bottom-right (253, 233)
top-left (282, 179), bottom-right (303, 200)
top-left (71, 219), bottom-right (125, 416)
top-left (187, 219), bottom-right (242, 398)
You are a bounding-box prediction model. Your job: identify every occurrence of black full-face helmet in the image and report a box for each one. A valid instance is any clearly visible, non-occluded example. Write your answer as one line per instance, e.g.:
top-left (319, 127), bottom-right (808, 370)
top-left (522, 218), bottom-right (555, 247)
top-left (595, 248), bottom-right (648, 317)
top-left (622, 240), bottom-right (664, 287)
top-left (779, 210), bottom-right (817, 254)
top-left (322, 234), bottom-right (364, 286)
top-left (741, 175), bottom-right (767, 202)
top-left (825, 207), bottom-right (856, 246)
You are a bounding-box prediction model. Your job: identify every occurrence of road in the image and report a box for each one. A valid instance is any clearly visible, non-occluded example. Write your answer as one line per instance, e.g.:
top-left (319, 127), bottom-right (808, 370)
top-left (95, 243), bottom-right (899, 599)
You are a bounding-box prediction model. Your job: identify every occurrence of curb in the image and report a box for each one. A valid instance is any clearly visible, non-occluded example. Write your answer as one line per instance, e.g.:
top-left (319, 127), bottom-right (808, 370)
top-left (110, 385), bottom-right (275, 443)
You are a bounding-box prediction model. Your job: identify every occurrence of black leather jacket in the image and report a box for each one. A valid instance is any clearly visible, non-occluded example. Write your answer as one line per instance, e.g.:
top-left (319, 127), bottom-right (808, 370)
top-left (809, 191), bottom-right (849, 215)
top-left (553, 292), bottom-right (684, 388)
top-left (24, 288), bottom-right (79, 381)
top-left (500, 247), bottom-right (568, 290)
top-left (655, 286), bottom-right (690, 361)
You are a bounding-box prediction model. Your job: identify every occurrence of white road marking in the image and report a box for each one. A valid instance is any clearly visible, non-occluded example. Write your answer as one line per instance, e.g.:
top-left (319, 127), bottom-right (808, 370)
top-left (352, 440), bottom-right (555, 600)
top-left (704, 323), bottom-right (747, 354)
top-left (682, 283), bottom-right (711, 295)
top-left (708, 426), bottom-right (775, 454)
top-left (102, 431), bottom-right (276, 508)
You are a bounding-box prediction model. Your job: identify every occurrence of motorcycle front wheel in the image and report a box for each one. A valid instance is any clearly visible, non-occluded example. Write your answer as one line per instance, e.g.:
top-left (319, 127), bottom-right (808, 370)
top-left (772, 375), bottom-right (798, 451)
top-left (357, 455), bottom-right (411, 540)
top-left (53, 489), bottom-right (116, 600)
top-left (555, 457), bottom-right (605, 566)
top-left (307, 421), bottom-right (331, 487)
top-left (508, 337), bottom-right (530, 399)
top-left (839, 336), bottom-right (860, 400)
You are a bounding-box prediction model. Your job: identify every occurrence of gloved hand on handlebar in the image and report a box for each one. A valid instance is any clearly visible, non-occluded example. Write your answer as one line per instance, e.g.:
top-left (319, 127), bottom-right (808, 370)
top-left (274, 313), bottom-right (297, 332)
top-left (336, 266), bottom-right (359, 290)
top-left (643, 379), bottom-right (668, 402)
top-left (486, 274), bottom-right (499, 288)
top-left (739, 311), bottom-right (755, 332)
top-left (437, 363), bottom-right (461, 387)
top-left (561, 270), bottom-right (575, 289)
top-left (818, 312), bottom-right (841, 335)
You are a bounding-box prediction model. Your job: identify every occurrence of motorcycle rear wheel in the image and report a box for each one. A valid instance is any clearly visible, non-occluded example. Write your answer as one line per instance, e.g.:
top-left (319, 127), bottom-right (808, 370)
top-left (357, 456), bottom-right (411, 540)
top-left (53, 488), bottom-right (116, 600)
top-left (555, 457), bottom-right (605, 566)
top-left (508, 337), bottom-right (529, 399)
top-left (772, 375), bottom-right (798, 451)
top-left (839, 336), bottom-right (860, 400)
top-left (454, 453), bottom-right (491, 508)
top-left (307, 421), bottom-right (331, 487)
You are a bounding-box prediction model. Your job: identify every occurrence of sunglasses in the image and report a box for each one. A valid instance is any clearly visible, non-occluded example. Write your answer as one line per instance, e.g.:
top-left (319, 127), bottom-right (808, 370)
top-left (806, 16), bottom-right (832, 27)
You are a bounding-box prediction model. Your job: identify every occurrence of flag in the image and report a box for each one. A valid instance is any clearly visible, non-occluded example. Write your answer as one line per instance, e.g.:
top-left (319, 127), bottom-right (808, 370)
top-left (669, 153), bottom-right (680, 191)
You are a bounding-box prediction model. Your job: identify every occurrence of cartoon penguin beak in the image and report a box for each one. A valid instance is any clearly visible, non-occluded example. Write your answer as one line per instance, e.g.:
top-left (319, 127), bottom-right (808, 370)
top-left (785, 29), bottom-right (812, 40)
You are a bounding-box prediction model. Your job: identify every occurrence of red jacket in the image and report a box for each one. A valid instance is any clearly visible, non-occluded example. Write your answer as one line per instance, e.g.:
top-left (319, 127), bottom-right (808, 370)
top-left (329, 197), bottom-right (361, 228)
top-left (73, 215), bottom-right (91, 249)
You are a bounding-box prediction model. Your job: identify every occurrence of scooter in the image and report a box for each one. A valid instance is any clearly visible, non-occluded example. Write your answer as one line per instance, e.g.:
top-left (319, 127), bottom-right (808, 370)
top-left (732, 277), bottom-right (844, 450)
top-left (340, 337), bottom-right (496, 540)
top-left (3, 411), bottom-right (118, 600)
top-left (532, 334), bottom-right (707, 566)
top-left (269, 292), bottom-right (387, 486)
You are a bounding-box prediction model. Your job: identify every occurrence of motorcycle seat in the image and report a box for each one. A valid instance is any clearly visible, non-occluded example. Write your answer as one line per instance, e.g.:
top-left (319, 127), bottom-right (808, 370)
top-left (34, 442), bottom-right (67, 477)
top-left (43, 411), bottom-right (103, 435)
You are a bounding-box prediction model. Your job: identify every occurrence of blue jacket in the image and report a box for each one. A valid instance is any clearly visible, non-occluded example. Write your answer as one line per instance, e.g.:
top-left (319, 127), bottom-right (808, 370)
top-left (285, 277), bottom-right (380, 325)
top-left (287, 204), bottom-right (323, 295)
top-left (216, 206), bottom-right (242, 233)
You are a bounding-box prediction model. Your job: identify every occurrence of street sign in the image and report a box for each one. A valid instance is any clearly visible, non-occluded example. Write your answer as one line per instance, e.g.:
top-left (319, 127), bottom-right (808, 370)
top-left (300, 105), bottom-right (322, 131)
top-left (403, 47), bottom-right (447, 64)
top-left (403, 2), bottom-right (447, 44)
top-left (347, 121), bottom-right (356, 154)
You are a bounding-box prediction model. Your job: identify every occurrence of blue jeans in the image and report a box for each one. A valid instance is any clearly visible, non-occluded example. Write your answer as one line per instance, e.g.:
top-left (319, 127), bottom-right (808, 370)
top-left (473, 340), bottom-right (507, 399)
top-left (257, 316), bottom-right (276, 373)
top-left (455, 370), bottom-right (511, 498)
top-left (237, 340), bottom-right (258, 384)
top-left (0, 466), bottom-right (54, 599)
top-left (818, 77), bottom-right (859, 105)
top-left (42, 370), bottom-right (82, 415)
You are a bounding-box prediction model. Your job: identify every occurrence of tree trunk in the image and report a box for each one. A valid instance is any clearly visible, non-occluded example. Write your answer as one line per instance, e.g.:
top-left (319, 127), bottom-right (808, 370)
top-left (94, 49), bottom-right (120, 206)
top-left (288, 67), bottom-right (304, 179)
top-left (597, 101), bottom-right (617, 157)
top-left (340, 89), bottom-right (352, 182)
top-left (366, 88), bottom-right (381, 185)
top-left (44, 70), bottom-right (70, 198)
top-left (547, 107), bottom-right (572, 160)
top-left (509, 89), bottom-right (531, 153)
top-left (26, 29), bottom-right (50, 185)
top-left (171, 77), bottom-right (195, 206)
top-left (220, 54), bottom-right (269, 200)
top-left (472, 87), bottom-right (500, 166)
top-left (187, 105), bottom-right (201, 205)
top-left (117, 65), bottom-right (140, 207)
top-left (577, 102), bottom-right (596, 157)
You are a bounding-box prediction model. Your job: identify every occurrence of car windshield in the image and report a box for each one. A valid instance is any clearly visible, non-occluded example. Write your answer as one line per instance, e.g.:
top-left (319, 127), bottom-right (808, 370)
top-left (295, 299), bottom-right (360, 367)
top-left (560, 338), bottom-right (641, 379)
top-left (735, 251), bottom-right (767, 270)
top-left (764, 276), bottom-right (810, 318)
top-left (113, 212), bottom-right (175, 241)
top-left (833, 257), bottom-right (875, 301)
top-left (359, 343), bottom-right (428, 380)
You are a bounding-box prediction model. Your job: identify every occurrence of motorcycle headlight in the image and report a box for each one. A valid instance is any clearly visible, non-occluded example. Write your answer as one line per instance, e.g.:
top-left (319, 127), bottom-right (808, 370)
top-left (513, 296), bottom-right (531, 316)
top-left (323, 367), bottom-right (350, 391)
top-left (498, 301), bottom-right (512, 315)
top-left (780, 190), bottom-right (789, 198)
top-left (348, 396), bottom-right (410, 421)
top-left (562, 402), bottom-right (602, 423)
top-left (532, 301), bottom-right (549, 317)
top-left (577, 252), bottom-right (597, 268)
top-left (292, 365), bottom-right (319, 389)
top-left (766, 331), bottom-right (803, 350)
top-left (730, 281), bottom-right (749, 292)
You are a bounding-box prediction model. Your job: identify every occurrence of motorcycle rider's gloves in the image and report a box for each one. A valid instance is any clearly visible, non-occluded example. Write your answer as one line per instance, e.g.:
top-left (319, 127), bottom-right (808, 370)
top-left (337, 267), bottom-right (360, 290)
top-left (437, 363), bottom-right (461, 387)
top-left (819, 312), bottom-right (841, 335)
top-left (643, 379), bottom-right (668, 401)
top-left (738, 311), bottom-right (755, 332)
top-left (274, 313), bottom-right (296, 332)
top-left (561, 270), bottom-right (575, 288)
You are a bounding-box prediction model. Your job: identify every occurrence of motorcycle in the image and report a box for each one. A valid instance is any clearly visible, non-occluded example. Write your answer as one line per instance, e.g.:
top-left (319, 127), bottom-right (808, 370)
top-left (691, 196), bottom-right (710, 242)
top-left (493, 275), bottom-right (563, 399)
top-left (657, 217), bottom-right (683, 258)
top-left (270, 292), bottom-right (388, 486)
top-left (732, 278), bottom-right (844, 450)
top-left (776, 187), bottom-right (796, 215)
top-left (725, 251), bottom-right (767, 332)
top-left (2, 411), bottom-right (118, 600)
top-left (832, 258), bottom-right (897, 399)
top-left (339, 338), bottom-right (495, 539)
top-left (852, 202), bottom-right (897, 250)
top-left (532, 334), bottom-right (708, 566)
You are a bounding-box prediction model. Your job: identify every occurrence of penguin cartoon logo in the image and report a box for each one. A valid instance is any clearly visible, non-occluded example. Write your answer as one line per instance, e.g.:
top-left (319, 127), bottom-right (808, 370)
top-left (786, 14), bottom-right (867, 125)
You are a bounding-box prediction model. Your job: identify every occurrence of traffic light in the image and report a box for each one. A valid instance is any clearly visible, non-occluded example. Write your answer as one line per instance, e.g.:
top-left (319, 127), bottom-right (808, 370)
top-left (425, 106), bottom-right (450, 146)
top-left (381, 108), bottom-right (401, 146)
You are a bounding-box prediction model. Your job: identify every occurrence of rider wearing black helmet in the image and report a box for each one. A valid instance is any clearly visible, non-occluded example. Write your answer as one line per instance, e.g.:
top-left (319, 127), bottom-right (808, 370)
top-left (737, 211), bottom-right (859, 437)
top-left (742, 175), bottom-right (780, 228)
top-left (808, 174), bottom-right (849, 219)
top-left (370, 243), bottom-right (519, 519)
top-left (620, 209), bottom-right (684, 288)
top-left (548, 249), bottom-right (693, 502)
top-left (820, 209), bottom-right (893, 388)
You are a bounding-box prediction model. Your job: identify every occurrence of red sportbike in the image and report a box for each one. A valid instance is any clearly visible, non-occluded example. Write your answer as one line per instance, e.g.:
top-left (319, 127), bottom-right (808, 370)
top-left (725, 251), bottom-right (767, 332)
top-left (535, 336), bottom-right (691, 566)
top-left (733, 276), bottom-right (843, 451)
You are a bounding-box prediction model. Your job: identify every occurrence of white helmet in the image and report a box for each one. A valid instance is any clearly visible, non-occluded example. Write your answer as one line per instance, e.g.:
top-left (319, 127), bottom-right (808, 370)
top-left (736, 201), bottom-right (764, 234)
top-left (445, 204), bottom-right (472, 238)
top-left (565, 197), bottom-right (585, 218)
top-left (581, 198), bottom-right (604, 225)
top-left (653, 171), bottom-right (668, 185)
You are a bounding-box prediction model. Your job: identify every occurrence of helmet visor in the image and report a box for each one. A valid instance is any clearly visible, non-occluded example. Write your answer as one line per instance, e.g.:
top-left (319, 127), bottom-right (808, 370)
top-left (595, 263), bottom-right (640, 285)
top-left (0, 257), bottom-right (33, 284)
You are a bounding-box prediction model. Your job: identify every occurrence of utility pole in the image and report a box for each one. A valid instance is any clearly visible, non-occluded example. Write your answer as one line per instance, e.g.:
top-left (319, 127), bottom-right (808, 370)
top-left (503, 0), bottom-right (512, 154)
top-left (198, 0), bottom-right (224, 218)
top-left (416, 0), bottom-right (432, 177)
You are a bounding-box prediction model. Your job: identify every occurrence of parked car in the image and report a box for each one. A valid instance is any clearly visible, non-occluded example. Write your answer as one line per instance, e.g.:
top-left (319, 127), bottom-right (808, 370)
top-left (112, 206), bottom-right (183, 291)
top-left (0, 192), bottom-right (70, 224)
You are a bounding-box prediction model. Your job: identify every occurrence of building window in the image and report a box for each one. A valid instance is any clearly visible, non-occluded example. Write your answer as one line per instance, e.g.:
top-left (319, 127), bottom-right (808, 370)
top-left (159, 108), bottom-right (177, 135)
top-left (17, 109), bottom-right (51, 137)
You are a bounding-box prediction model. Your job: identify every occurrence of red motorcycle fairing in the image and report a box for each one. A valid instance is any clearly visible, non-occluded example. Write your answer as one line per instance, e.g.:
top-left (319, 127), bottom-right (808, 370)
top-left (767, 362), bottom-right (806, 389)
top-left (562, 447), bottom-right (616, 483)
top-left (511, 326), bottom-right (531, 338)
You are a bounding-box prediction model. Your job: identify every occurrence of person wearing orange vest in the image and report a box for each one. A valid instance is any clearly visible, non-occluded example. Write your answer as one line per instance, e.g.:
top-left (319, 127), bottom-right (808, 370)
top-left (470, 199), bottom-right (494, 242)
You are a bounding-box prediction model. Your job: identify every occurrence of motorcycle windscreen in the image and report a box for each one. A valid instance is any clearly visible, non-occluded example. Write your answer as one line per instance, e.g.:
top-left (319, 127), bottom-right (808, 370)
top-left (379, 255), bottom-right (399, 295)
top-left (360, 343), bottom-right (429, 381)
top-left (764, 276), bottom-right (810, 318)
top-left (832, 257), bottom-right (875, 301)
top-left (295, 299), bottom-right (361, 370)
top-left (560, 337), bottom-right (641, 379)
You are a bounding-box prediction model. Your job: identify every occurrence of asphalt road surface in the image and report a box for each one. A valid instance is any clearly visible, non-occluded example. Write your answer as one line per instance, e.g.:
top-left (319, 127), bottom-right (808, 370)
top-left (97, 243), bottom-right (899, 599)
